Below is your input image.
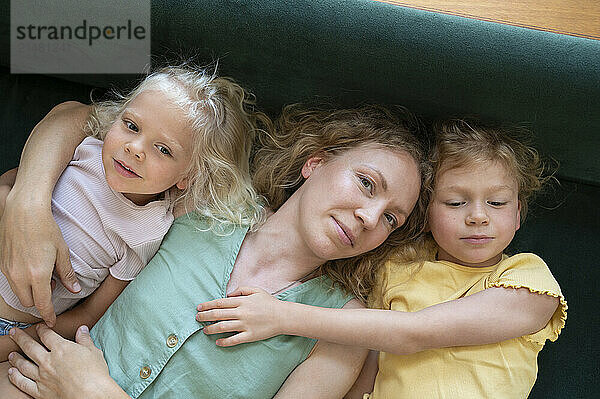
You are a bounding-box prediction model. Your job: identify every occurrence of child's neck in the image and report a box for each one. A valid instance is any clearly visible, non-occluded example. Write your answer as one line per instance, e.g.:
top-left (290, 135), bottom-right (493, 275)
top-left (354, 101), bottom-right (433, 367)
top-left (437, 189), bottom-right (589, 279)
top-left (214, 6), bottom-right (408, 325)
top-left (436, 247), bottom-right (504, 268)
top-left (122, 192), bottom-right (161, 206)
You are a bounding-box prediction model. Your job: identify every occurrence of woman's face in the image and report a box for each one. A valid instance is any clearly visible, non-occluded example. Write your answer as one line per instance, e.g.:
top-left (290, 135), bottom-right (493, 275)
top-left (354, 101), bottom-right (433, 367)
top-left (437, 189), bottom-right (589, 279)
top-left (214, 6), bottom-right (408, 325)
top-left (295, 144), bottom-right (421, 261)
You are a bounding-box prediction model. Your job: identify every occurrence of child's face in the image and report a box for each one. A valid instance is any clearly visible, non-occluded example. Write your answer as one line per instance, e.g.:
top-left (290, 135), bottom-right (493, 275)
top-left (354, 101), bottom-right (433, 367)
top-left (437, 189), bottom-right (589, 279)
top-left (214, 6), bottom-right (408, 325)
top-left (428, 160), bottom-right (521, 267)
top-left (102, 90), bottom-right (194, 205)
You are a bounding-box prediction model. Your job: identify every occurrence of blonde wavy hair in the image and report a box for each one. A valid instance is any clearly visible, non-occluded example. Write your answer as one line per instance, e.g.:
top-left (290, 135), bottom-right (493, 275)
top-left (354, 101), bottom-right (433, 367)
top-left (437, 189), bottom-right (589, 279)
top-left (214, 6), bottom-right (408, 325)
top-left (252, 104), bottom-right (431, 302)
top-left (85, 65), bottom-right (268, 231)
top-left (397, 118), bottom-right (551, 263)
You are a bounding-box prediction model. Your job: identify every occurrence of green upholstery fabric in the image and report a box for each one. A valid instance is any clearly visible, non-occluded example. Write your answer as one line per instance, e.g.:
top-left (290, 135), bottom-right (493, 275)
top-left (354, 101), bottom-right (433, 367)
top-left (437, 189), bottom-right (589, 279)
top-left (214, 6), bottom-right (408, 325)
top-left (0, 1), bottom-right (597, 397)
top-left (151, 0), bottom-right (600, 186)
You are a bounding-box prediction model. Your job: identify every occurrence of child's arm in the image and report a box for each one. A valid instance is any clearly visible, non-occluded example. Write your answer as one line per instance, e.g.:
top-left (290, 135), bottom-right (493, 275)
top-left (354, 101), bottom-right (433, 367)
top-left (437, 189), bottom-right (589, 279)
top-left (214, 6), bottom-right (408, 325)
top-left (198, 285), bottom-right (559, 355)
top-left (1, 101), bottom-right (90, 327)
top-left (0, 275), bottom-right (128, 361)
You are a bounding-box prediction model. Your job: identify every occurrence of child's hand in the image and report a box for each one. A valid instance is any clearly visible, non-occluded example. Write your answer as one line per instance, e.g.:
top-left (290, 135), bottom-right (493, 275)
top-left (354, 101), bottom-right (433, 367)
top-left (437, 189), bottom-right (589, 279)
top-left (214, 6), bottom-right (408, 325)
top-left (196, 287), bottom-right (285, 347)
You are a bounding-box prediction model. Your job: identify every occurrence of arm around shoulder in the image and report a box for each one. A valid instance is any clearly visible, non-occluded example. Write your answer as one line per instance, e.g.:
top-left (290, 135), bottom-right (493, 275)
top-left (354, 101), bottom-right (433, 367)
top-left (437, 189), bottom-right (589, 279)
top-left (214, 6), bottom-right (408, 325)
top-left (0, 101), bottom-right (90, 326)
top-left (13, 100), bottom-right (90, 198)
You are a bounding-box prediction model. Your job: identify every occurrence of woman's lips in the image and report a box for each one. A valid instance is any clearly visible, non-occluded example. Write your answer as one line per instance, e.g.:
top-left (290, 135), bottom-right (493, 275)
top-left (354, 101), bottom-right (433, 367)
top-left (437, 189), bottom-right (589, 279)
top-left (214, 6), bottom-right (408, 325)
top-left (332, 217), bottom-right (354, 247)
top-left (113, 159), bottom-right (141, 178)
top-left (461, 236), bottom-right (493, 244)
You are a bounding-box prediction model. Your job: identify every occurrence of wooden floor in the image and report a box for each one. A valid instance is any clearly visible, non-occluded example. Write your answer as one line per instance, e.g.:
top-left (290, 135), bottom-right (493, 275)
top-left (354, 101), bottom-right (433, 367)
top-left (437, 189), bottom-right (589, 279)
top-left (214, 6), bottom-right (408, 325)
top-left (376, 0), bottom-right (600, 40)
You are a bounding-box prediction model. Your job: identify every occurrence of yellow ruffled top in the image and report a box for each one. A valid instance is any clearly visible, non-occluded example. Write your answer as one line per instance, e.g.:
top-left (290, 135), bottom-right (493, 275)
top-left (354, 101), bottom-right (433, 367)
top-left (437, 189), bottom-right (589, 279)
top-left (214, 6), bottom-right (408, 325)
top-left (366, 252), bottom-right (567, 399)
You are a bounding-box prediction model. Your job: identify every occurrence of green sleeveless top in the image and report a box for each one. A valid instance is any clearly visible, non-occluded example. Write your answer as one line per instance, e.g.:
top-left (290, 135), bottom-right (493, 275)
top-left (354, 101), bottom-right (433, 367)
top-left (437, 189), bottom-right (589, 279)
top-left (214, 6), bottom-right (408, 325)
top-left (91, 214), bottom-right (354, 398)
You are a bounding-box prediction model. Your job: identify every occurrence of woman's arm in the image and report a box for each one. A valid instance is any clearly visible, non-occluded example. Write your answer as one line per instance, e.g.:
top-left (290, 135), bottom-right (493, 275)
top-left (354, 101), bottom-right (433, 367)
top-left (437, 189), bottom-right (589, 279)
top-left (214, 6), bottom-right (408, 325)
top-left (344, 350), bottom-right (378, 399)
top-left (198, 286), bottom-right (559, 355)
top-left (0, 276), bottom-right (129, 361)
top-left (274, 300), bottom-right (368, 399)
top-left (7, 324), bottom-right (130, 399)
top-left (0, 101), bottom-right (89, 327)
top-left (0, 168), bottom-right (18, 217)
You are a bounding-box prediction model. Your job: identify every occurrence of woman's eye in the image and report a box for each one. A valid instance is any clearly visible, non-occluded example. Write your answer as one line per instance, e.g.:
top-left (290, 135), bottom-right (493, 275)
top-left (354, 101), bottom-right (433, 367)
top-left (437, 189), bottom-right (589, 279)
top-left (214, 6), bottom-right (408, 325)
top-left (384, 213), bottom-right (397, 228)
top-left (124, 120), bottom-right (138, 132)
top-left (156, 145), bottom-right (171, 156)
top-left (359, 176), bottom-right (373, 193)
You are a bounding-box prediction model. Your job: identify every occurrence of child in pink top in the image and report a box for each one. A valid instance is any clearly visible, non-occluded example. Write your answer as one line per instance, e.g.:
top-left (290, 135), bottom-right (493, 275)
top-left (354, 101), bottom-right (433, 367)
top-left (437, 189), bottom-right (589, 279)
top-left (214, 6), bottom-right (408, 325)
top-left (0, 65), bottom-right (266, 360)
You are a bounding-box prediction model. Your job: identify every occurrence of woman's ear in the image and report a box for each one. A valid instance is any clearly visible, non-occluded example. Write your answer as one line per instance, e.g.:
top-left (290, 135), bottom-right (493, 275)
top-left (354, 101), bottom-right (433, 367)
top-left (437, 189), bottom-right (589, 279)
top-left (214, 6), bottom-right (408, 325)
top-left (301, 154), bottom-right (326, 178)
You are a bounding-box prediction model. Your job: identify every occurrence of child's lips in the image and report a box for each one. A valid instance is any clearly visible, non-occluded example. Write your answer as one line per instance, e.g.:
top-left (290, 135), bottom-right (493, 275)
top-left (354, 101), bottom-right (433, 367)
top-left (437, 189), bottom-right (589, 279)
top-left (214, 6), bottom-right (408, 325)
top-left (461, 235), bottom-right (493, 244)
top-left (113, 159), bottom-right (141, 178)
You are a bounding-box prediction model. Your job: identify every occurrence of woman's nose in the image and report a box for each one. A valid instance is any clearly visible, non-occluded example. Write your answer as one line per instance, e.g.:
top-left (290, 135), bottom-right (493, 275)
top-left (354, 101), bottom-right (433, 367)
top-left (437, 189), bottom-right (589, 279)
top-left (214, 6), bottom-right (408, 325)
top-left (124, 141), bottom-right (145, 161)
top-left (355, 204), bottom-right (384, 230)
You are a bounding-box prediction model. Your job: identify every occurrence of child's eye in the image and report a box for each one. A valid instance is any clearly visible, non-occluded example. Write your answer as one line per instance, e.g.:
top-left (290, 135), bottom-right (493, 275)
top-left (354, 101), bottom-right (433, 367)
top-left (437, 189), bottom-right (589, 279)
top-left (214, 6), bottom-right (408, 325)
top-left (156, 145), bottom-right (171, 156)
top-left (124, 120), bottom-right (139, 132)
top-left (359, 175), bottom-right (374, 194)
top-left (488, 201), bottom-right (507, 207)
top-left (384, 213), bottom-right (398, 229)
top-left (445, 201), bottom-right (464, 207)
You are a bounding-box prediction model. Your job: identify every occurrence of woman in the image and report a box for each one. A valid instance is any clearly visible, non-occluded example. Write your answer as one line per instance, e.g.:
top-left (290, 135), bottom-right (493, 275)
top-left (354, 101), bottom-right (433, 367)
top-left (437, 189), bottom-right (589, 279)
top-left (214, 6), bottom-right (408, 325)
top-left (0, 103), bottom-right (429, 398)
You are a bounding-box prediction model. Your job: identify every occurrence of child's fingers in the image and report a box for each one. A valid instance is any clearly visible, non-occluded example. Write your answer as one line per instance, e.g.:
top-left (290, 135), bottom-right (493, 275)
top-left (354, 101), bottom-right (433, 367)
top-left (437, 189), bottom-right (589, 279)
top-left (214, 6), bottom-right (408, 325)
top-left (227, 286), bottom-right (268, 297)
top-left (195, 308), bottom-right (239, 322)
top-left (215, 332), bottom-right (252, 347)
top-left (202, 320), bottom-right (242, 335)
top-left (196, 297), bottom-right (240, 312)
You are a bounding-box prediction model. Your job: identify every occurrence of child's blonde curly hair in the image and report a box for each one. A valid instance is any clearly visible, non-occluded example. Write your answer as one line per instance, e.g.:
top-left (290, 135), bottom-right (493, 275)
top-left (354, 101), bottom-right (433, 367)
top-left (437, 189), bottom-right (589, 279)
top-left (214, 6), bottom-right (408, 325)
top-left (252, 104), bottom-right (431, 302)
top-left (85, 64), bottom-right (268, 231)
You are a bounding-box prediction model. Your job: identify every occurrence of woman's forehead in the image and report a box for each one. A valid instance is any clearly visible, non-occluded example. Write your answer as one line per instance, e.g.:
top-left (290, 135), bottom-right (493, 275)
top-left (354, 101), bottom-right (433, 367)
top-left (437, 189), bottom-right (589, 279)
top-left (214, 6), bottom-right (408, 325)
top-left (333, 143), bottom-right (414, 161)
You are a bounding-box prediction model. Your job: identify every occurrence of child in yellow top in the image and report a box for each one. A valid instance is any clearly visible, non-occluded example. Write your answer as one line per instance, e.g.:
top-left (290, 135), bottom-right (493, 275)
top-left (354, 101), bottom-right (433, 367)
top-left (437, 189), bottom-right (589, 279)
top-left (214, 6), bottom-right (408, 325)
top-left (196, 119), bottom-right (567, 398)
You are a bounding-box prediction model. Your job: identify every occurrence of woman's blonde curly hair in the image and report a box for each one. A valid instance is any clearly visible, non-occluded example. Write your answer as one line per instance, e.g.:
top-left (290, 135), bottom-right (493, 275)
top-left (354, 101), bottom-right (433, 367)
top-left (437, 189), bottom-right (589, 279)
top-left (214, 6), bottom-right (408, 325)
top-left (85, 64), bottom-right (269, 231)
top-left (252, 104), bottom-right (431, 302)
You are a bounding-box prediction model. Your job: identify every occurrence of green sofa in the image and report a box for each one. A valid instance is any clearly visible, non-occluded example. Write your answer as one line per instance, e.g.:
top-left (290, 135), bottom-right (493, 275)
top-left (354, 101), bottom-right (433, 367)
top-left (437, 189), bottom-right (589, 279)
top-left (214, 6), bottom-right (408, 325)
top-left (1, 1), bottom-right (598, 397)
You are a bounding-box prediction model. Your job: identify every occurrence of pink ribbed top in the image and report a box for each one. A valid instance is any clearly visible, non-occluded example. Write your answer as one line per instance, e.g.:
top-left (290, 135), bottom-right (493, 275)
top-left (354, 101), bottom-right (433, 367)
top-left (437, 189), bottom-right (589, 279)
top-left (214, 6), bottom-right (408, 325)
top-left (0, 137), bottom-right (174, 317)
